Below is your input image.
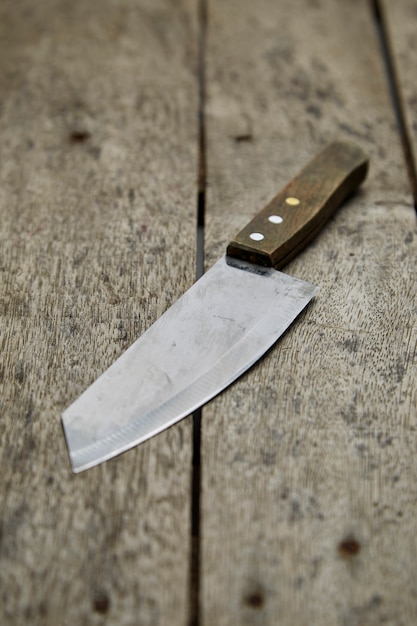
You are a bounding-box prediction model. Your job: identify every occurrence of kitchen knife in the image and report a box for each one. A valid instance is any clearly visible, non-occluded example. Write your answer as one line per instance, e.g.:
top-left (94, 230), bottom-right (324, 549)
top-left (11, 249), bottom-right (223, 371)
top-left (62, 141), bottom-right (368, 472)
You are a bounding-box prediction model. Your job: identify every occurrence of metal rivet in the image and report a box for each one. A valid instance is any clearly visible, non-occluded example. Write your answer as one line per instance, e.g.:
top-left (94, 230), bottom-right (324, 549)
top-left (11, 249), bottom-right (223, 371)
top-left (285, 196), bottom-right (300, 206)
top-left (249, 232), bottom-right (264, 241)
top-left (268, 215), bottom-right (283, 224)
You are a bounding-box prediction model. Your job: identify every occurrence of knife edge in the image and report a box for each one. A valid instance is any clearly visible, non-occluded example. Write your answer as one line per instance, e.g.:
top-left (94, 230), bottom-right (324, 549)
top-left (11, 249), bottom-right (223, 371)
top-left (63, 257), bottom-right (317, 472)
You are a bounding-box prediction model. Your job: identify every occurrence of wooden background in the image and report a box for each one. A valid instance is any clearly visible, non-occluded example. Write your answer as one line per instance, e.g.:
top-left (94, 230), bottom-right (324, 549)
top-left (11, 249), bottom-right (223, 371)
top-left (1, 1), bottom-right (416, 624)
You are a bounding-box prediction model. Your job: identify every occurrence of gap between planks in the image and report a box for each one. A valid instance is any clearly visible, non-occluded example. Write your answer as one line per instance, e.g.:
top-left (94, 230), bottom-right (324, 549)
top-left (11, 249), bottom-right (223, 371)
top-left (371, 0), bottom-right (417, 214)
top-left (190, 1), bottom-right (208, 625)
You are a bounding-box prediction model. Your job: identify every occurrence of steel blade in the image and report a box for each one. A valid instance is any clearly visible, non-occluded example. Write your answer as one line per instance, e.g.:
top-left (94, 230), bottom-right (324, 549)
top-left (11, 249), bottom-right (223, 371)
top-left (62, 256), bottom-right (317, 472)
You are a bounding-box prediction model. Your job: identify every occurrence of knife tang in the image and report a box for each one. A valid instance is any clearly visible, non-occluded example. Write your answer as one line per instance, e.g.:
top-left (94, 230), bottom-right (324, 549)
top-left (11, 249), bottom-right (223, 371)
top-left (227, 141), bottom-right (369, 269)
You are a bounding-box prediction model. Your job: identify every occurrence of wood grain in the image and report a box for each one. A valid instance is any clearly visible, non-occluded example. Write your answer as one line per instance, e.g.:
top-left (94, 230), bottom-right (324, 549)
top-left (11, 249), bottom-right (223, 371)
top-left (201, 1), bottom-right (417, 624)
top-left (0, 1), bottom-right (198, 624)
top-left (1, 2), bottom-right (417, 625)
top-left (381, 0), bottom-right (417, 204)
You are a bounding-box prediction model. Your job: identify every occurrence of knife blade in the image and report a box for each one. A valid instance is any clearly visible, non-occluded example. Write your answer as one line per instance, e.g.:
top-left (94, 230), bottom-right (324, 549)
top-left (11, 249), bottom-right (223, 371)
top-left (62, 141), bottom-right (368, 472)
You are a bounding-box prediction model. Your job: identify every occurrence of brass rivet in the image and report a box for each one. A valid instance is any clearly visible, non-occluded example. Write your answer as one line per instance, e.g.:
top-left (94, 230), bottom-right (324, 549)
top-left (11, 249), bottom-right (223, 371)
top-left (285, 196), bottom-right (300, 206)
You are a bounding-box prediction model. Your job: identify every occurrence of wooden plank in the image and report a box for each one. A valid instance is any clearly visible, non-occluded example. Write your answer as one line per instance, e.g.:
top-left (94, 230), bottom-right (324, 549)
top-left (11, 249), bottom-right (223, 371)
top-left (201, 1), bottom-right (417, 624)
top-left (0, 1), bottom-right (198, 624)
top-left (381, 0), bottom-right (417, 202)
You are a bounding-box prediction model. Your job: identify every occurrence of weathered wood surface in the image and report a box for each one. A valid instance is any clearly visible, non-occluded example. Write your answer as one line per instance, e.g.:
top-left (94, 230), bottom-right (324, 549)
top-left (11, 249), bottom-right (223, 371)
top-left (382, 0), bottom-right (417, 203)
top-left (1, 1), bottom-right (416, 626)
top-left (202, 1), bottom-right (417, 625)
top-left (0, 1), bottom-right (197, 624)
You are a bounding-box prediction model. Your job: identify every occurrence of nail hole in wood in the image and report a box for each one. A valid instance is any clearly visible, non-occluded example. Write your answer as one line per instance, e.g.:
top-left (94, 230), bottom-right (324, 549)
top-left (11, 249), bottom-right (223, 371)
top-left (234, 134), bottom-right (253, 142)
top-left (338, 536), bottom-right (361, 558)
top-left (69, 130), bottom-right (91, 143)
top-left (92, 591), bottom-right (110, 614)
top-left (244, 591), bottom-right (265, 608)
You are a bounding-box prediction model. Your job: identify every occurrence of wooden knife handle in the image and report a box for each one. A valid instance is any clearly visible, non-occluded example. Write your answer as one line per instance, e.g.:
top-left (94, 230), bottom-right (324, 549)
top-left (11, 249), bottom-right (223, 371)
top-left (226, 141), bottom-right (369, 269)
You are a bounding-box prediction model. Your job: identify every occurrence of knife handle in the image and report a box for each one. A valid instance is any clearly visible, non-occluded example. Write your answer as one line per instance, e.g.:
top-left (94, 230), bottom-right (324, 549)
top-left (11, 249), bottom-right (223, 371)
top-left (226, 141), bottom-right (369, 269)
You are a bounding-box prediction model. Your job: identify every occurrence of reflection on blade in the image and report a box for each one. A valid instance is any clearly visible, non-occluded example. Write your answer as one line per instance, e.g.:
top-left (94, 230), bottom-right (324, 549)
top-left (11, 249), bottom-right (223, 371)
top-left (62, 256), bottom-right (318, 472)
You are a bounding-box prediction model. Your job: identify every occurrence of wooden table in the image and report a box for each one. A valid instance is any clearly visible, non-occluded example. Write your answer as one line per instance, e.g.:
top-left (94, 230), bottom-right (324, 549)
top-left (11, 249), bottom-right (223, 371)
top-left (1, 1), bottom-right (416, 624)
